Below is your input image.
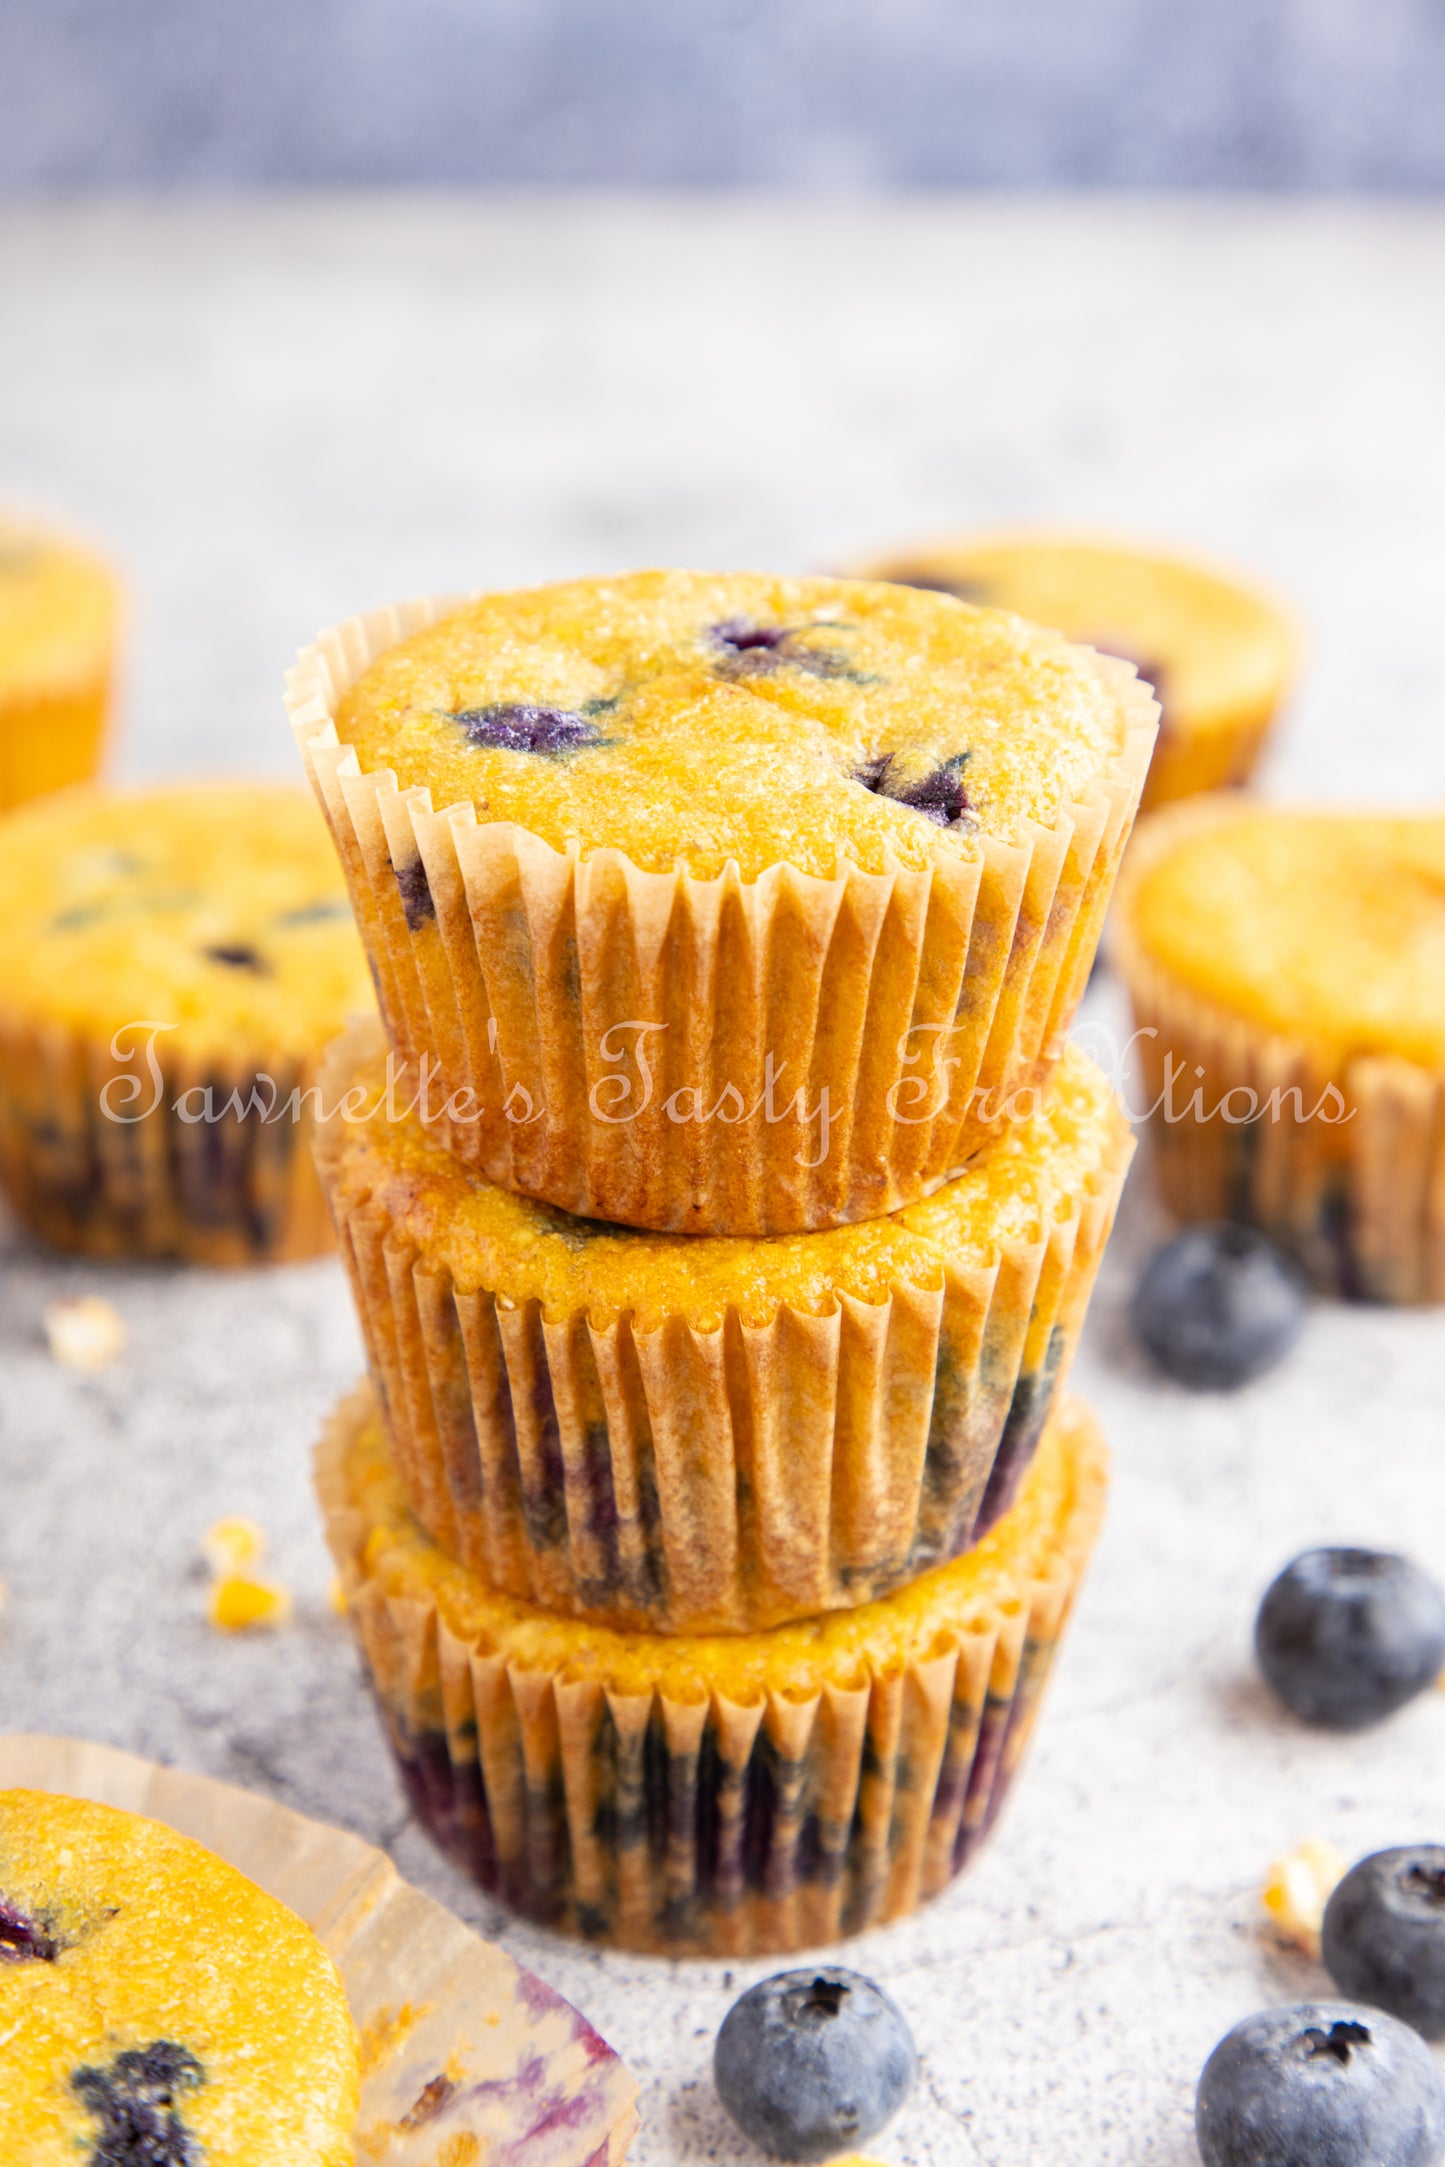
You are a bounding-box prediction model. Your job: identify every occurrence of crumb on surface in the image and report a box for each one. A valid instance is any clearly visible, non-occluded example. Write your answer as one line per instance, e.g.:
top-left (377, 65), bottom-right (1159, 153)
top-left (207, 1573), bottom-right (293, 1633)
top-left (202, 1514), bottom-right (266, 1576)
top-left (43, 1294), bottom-right (126, 1369)
top-left (328, 1571), bottom-right (349, 1616)
top-left (1262, 1835), bottom-right (1345, 1957)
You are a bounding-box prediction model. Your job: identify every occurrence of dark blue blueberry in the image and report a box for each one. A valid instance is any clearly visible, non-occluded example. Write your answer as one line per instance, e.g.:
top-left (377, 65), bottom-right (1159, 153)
top-left (1256, 1549), bottom-right (1445, 1730)
top-left (713, 1967), bottom-right (916, 2162)
top-left (1132, 1222), bottom-right (1308, 1389)
top-left (0, 1896), bottom-right (59, 1961)
top-left (393, 855), bottom-right (435, 931)
top-left (454, 703), bottom-right (601, 753)
top-left (709, 620), bottom-right (864, 683)
top-left (854, 751), bottom-right (972, 828)
top-left (203, 943), bottom-right (266, 972)
top-left (275, 899), bottom-right (351, 927)
top-left (885, 570), bottom-right (990, 602)
top-left (1325, 1849), bottom-right (1445, 2040)
top-left (72, 2041), bottom-right (204, 2167)
top-left (1196, 2001), bottom-right (1445, 2167)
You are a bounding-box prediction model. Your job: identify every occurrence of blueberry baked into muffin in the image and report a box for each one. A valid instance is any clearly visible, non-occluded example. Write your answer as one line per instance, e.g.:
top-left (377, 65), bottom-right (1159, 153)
top-left (1114, 797), bottom-right (1445, 1302)
top-left (315, 1015), bottom-right (1129, 1630)
top-left (290, 570), bottom-right (1155, 1234)
top-left (858, 531), bottom-right (1296, 813)
top-left (0, 1788), bottom-right (358, 2163)
top-left (0, 516), bottom-right (120, 813)
top-left (0, 781), bottom-right (372, 1262)
top-left (318, 1382), bottom-right (1109, 1956)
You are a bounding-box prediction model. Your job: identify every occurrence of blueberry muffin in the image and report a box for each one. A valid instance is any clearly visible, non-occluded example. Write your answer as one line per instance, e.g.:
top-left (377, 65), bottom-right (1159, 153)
top-left (1114, 797), bottom-right (1445, 1301)
top-left (290, 570), bottom-right (1155, 1233)
top-left (319, 1382), bottom-right (1109, 1956)
top-left (0, 1788), bottom-right (358, 2162)
top-left (0, 781), bottom-right (373, 1262)
top-left (0, 516), bottom-right (120, 812)
top-left (860, 531), bottom-right (1296, 813)
top-left (315, 1016), bottom-right (1129, 1631)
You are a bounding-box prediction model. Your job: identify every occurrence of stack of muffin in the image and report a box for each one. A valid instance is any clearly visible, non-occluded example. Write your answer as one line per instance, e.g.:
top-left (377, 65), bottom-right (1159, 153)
top-left (295, 570), bottom-right (1157, 1955)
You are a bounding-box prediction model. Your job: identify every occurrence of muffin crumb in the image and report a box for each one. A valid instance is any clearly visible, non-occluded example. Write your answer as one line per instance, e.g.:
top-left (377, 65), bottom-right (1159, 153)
top-left (43, 1294), bottom-right (125, 1370)
top-left (207, 1573), bottom-right (293, 1633)
top-left (1262, 1836), bottom-right (1345, 1957)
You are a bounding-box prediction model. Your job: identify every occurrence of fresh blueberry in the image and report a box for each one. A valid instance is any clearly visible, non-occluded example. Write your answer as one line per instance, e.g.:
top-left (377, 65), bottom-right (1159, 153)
top-left (72, 2041), bottom-right (204, 2167)
top-left (454, 704), bottom-right (601, 753)
top-left (0, 1896), bottom-right (59, 1961)
top-left (1255, 1549), bottom-right (1445, 1730)
top-left (854, 751), bottom-right (972, 828)
top-left (1324, 1849), bottom-right (1445, 2038)
top-left (1196, 2001), bottom-right (1445, 2167)
top-left (713, 1967), bottom-right (916, 2162)
top-left (203, 943), bottom-right (266, 972)
top-left (1132, 1223), bottom-right (1308, 1389)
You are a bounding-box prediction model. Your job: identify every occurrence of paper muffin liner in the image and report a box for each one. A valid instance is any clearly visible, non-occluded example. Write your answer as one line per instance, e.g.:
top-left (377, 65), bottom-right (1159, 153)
top-left (0, 1733), bottom-right (638, 2165)
top-left (1139, 693), bottom-right (1280, 814)
top-left (1114, 798), bottom-right (1445, 1303)
top-left (318, 1384), bottom-right (1109, 1958)
top-left (314, 1019), bottom-right (1131, 1631)
top-left (0, 1012), bottom-right (337, 1265)
top-left (0, 670), bottom-right (113, 814)
top-left (287, 596), bottom-right (1155, 1235)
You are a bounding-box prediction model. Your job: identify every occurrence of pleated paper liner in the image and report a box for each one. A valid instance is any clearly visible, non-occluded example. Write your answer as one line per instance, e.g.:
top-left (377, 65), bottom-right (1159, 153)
top-left (315, 1017), bottom-right (1131, 1631)
top-left (1114, 797), bottom-right (1445, 1303)
top-left (0, 1012), bottom-right (336, 1264)
top-left (287, 595), bottom-right (1156, 1235)
top-left (0, 672), bottom-right (113, 813)
top-left (0, 1733), bottom-right (638, 2166)
top-left (318, 1382), bottom-right (1109, 1959)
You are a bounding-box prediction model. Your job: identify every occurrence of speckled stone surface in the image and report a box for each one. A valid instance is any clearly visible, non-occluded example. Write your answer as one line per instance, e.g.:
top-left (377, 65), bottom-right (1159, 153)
top-left (1, 199), bottom-right (1444, 2165)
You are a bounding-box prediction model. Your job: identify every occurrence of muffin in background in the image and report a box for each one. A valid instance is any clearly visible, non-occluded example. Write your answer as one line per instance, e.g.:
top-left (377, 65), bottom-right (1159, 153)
top-left (319, 1380), bottom-right (1109, 1957)
top-left (0, 515), bottom-right (121, 812)
top-left (0, 780), bottom-right (373, 1264)
top-left (857, 530), bottom-right (1297, 812)
top-left (0, 1786), bottom-right (359, 2164)
top-left (290, 569), bottom-right (1155, 1235)
top-left (1114, 795), bottom-right (1445, 1303)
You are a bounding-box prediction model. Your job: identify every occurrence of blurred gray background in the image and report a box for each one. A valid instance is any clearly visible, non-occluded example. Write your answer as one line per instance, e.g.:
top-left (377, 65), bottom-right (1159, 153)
top-left (3, 0), bottom-right (1445, 192)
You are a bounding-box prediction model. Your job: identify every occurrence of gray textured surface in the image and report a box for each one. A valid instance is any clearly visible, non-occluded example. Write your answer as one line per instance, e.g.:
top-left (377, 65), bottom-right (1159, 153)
top-left (1, 199), bottom-right (1444, 2164)
top-left (4, 0), bottom-right (1445, 190)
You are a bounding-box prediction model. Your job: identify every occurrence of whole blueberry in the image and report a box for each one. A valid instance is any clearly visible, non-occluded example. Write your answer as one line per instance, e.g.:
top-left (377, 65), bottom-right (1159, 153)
top-left (1255, 1549), bottom-right (1445, 1730)
top-left (1196, 2001), bottom-right (1445, 2167)
top-left (713, 1968), bottom-right (916, 2162)
top-left (1132, 1223), bottom-right (1307, 1389)
top-left (1324, 1848), bottom-right (1445, 2039)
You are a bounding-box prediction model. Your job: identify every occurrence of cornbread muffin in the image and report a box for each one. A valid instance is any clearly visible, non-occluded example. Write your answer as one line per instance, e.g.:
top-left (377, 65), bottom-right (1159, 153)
top-left (1114, 798), bottom-right (1445, 1301)
top-left (290, 570), bottom-right (1155, 1233)
top-left (0, 781), bottom-right (373, 1262)
top-left (316, 1016), bottom-right (1129, 1630)
top-left (860, 532), bottom-right (1296, 812)
top-left (319, 1382), bottom-right (1109, 1955)
top-left (0, 1788), bottom-right (358, 2163)
top-left (0, 518), bottom-right (120, 812)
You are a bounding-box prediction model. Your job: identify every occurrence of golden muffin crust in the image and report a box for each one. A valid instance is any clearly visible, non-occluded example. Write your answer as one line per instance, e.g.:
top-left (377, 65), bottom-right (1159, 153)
top-left (863, 531), bottom-right (1296, 752)
top-left (1124, 805), bottom-right (1445, 1072)
top-left (337, 1391), bottom-right (1105, 1705)
top-left (325, 1033), bottom-right (1125, 1332)
top-left (0, 782), bottom-right (372, 1060)
top-left (331, 569), bottom-right (1132, 880)
top-left (0, 1788), bottom-right (358, 2164)
top-left (0, 521), bottom-right (118, 698)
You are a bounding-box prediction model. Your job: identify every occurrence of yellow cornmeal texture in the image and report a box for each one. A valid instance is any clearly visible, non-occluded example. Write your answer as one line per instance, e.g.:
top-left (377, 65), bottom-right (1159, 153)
top-left (1129, 810), bottom-right (1445, 1072)
top-left (0, 523), bottom-right (117, 697)
top-left (343, 1397), bottom-right (1099, 1704)
top-left (330, 1040), bottom-right (1120, 1329)
top-left (0, 1790), bottom-right (358, 2163)
top-left (332, 570), bottom-right (1129, 880)
top-left (866, 534), bottom-right (1295, 751)
top-left (0, 782), bottom-right (372, 1058)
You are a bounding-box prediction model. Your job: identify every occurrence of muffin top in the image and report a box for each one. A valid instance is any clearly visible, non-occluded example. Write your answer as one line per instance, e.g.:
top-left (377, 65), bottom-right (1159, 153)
top-left (863, 531), bottom-right (1295, 736)
top-left (1124, 805), bottom-right (1445, 1070)
top-left (321, 1024), bottom-right (1127, 1331)
top-left (337, 1390), bottom-right (1105, 1703)
top-left (0, 782), bottom-right (372, 1059)
top-left (330, 570), bottom-right (1139, 881)
top-left (0, 1787), bottom-right (358, 2165)
top-left (0, 519), bottom-right (119, 697)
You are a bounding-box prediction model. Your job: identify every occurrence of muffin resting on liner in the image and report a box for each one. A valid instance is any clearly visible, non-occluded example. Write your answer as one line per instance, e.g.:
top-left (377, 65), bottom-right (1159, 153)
top-left (289, 570), bottom-right (1154, 1235)
top-left (0, 516), bottom-right (120, 813)
top-left (318, 1380), bottom-right (1109, 1957)
top-left (314, 1016), bottom-right (1130, 1630)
